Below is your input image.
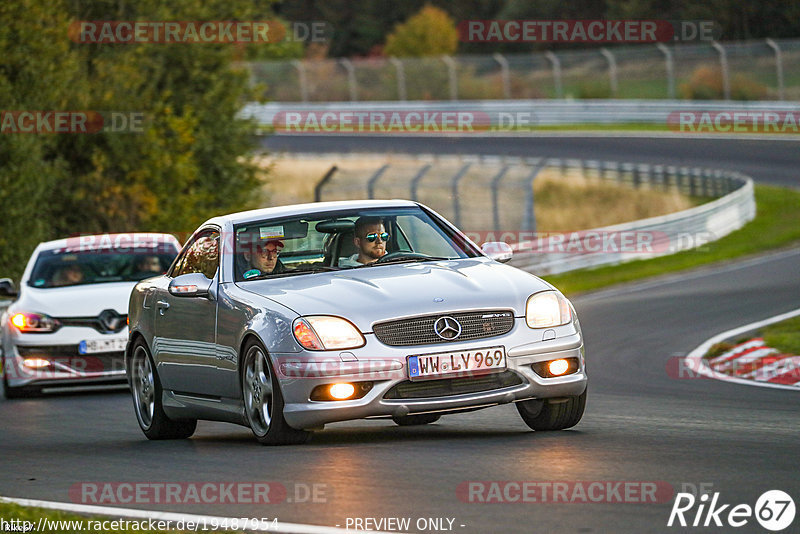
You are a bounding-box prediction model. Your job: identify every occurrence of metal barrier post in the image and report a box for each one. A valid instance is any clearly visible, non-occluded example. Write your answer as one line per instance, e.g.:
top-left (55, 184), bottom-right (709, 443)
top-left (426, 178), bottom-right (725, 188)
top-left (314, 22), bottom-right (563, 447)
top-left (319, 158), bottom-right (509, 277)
top-left (340, 58), bottom-right (358, 102)
top-left (656, 43), bottom-right (676, 99)
top-left (450, 163), bottom-right (472, 227)
top-left (544, 51), bottom-right (563, 99)
top-left (388, 57), bottom-right (407, 101)
top-left (367, 164), bottom-right (390, 199)
top-left (493, 53), bottom-right (512, 99)
top-left (409, 163), bottom-right (433, 201)
top-left (291, 60), bottom-right (309, 102)
top-left (600, 48), bottom-right (618, 97)
top-left (314, 165), bottom-right (338, 202)
top-left (712, 42), bottom-right (731, 100)
top-left (765, 39), bottom-right (785, 101)
top-left (490, 166), bottom-right (510, 231)
top-left (441, 56), bottom-right (458, 101)
top-left (523, 160), bottom-right (545, 232)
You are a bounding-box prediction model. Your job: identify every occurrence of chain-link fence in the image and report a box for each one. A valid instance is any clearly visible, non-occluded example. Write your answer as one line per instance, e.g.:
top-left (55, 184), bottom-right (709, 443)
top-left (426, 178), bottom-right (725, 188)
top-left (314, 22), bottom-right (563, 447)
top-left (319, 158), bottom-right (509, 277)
top-left (248, 38), bottom-right (800, 102)
top-left (288, 153), bottom-right (754, 274)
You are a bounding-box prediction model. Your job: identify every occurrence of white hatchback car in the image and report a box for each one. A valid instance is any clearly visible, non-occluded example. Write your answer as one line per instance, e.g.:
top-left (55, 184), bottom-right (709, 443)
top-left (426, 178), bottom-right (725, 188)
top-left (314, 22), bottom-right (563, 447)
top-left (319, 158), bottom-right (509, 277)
top-left (0, 233), bottom-right (180, 398)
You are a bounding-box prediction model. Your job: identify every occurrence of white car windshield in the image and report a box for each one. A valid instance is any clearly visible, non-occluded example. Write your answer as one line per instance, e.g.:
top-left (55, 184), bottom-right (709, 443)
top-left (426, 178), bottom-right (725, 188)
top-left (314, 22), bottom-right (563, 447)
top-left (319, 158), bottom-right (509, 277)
top-left (28, 247), bottom-right (178, 288)
top-left (233, 206), bottom-right (479, 281)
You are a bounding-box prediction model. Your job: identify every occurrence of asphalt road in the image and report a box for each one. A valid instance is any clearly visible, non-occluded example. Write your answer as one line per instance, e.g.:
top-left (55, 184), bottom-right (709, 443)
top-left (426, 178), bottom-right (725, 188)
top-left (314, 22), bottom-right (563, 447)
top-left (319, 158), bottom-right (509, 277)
top-left (261, 134), bottom-right (800, 189)
top-left (1, 135), bottom-right (799, 534)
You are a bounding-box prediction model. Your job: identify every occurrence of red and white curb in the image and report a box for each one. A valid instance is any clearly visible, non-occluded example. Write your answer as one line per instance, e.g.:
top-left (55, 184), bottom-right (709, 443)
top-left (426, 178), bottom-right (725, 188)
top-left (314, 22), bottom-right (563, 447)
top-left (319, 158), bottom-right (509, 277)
top-left (684, 308), bottom-right (800, 391)
top-left (0, 496), bottom-right (400, 534)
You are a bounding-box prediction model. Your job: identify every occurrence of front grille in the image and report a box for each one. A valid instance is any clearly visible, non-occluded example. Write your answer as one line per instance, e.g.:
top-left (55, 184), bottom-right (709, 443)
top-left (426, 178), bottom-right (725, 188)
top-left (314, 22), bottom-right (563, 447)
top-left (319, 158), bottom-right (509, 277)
top-left (383, 371), bottom-right (523, 400)
top-left (58, 316), bottom-right (127, 334)
top-left (372, 310), bottom-right (515, 347)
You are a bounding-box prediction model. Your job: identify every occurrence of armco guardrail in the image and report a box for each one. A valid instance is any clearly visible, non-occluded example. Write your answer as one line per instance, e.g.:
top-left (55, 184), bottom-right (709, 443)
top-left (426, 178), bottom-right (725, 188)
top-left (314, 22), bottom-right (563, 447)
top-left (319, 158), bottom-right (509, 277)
top-left (507, 163), bottom-right (755, 275)
top-left (242, 99), bottom-right (800, 127)
top-left (277, 152), bottom-right (755, 275)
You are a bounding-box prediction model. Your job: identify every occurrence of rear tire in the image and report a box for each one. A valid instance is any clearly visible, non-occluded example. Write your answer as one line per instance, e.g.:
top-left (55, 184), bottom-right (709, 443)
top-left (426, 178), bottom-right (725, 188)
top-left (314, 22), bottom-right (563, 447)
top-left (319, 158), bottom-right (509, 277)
top-left (241, 339), bottom-right (310, 445)
top-left (517, 389), bottom-right (586, 431)
top-left (392, 413), bottom-right (441, 426)
top-left (129, 340), bottom-right (196, 440)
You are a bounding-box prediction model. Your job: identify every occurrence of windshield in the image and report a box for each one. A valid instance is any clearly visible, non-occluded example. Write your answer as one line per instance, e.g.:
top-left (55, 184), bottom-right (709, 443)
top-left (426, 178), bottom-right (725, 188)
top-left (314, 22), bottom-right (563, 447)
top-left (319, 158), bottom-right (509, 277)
top-left (233, 206), bottom-right (479, 281)
top-left (28, 246), bottom-right (179, 288)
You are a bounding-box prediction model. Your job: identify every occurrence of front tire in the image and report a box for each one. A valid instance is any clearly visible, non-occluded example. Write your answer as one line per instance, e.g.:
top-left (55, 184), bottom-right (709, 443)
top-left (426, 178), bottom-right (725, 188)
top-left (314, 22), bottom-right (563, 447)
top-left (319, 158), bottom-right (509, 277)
top-left (241, 340), bottom-right (309, 445)
top-left (517, 389), bottom-right (586, 431)
top-left (129, 340), bottom-right (196, 440)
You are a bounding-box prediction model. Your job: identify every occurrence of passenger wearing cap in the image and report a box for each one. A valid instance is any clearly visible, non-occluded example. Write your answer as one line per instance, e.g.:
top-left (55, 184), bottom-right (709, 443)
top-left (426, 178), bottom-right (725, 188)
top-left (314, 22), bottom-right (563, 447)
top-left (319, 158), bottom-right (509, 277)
top-left (242, 239), bottom-right (285, 279)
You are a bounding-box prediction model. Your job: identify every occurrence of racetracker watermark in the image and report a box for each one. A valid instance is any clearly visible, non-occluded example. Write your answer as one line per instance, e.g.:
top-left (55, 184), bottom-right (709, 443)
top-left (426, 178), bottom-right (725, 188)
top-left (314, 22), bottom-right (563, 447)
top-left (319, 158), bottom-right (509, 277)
top-left (61, 233), bottom-right (179, 254)
top-left (668, 111), bottom-right (800, 134)
top-left (69, 20), bottom-right (331, 44)
top-left (271, 110), bottom-right (538, 133)
top-left (69, 482), bottom-right (328, 505)
top-left (0, 111), bottom-right (144, 134)
top-left (457, 481), bottom-right (674, 503)
top-left (667, 356), bottom-right (800, 381)
top-left (3, 356), bottom-right (122, 380)
top-left (465, 230), bottom-right (715, 255)
top-left (458, 20), bottom-right (718, 43)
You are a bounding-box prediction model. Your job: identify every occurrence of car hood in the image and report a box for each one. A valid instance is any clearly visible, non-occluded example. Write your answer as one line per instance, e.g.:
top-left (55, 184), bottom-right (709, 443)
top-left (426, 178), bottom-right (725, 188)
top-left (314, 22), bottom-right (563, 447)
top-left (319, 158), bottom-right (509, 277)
top-left (13, 282), bottom-right (136, 317)
top-left (237, 258), bottom-right (553, 331)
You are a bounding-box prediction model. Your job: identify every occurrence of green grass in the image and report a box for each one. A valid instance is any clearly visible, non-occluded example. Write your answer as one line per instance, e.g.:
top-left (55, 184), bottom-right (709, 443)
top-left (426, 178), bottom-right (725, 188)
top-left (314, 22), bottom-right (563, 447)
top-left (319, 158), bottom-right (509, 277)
top-left (544, 185), bottom-right (800, 296)
top-left (0, 501), bottom-right (235, 533)
top-left (763, 316), bottom-right (800, 355)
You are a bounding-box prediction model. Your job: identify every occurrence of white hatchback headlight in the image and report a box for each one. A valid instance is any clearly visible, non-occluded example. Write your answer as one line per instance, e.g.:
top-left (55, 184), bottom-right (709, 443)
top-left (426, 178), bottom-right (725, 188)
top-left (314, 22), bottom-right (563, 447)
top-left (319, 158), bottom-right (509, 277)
top-left (293, 316), bottom-right (365, 351)
top-left (525, 292), bottom-right (572, 328)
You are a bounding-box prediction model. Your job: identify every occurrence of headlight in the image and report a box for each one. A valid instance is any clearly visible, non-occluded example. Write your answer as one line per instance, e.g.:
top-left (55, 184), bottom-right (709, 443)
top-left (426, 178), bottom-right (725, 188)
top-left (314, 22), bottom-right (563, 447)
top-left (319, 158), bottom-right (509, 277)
top-left (292, 316), bottom-right (365, 351)
top-left (10, 312), bottom-right (61, 333)
top-left (525, 292), bottom-right (572, 328)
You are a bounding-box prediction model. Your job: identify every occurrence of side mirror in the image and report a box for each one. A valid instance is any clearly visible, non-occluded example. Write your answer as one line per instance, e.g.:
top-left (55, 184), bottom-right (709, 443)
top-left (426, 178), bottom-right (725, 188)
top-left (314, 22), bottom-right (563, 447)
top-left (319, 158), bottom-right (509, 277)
top-left (481, 242), bottom-right (513, 263)
top-left (168, 273), bottom-right (213, 298)
top-left (0, 278), bottom-right (18, 298)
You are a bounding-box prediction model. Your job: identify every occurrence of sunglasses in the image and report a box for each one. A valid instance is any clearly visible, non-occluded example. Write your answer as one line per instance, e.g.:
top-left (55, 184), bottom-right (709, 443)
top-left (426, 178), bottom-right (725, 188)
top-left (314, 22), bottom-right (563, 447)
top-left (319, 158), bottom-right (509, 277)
top-left (364, 232), bottom-right (389, 243)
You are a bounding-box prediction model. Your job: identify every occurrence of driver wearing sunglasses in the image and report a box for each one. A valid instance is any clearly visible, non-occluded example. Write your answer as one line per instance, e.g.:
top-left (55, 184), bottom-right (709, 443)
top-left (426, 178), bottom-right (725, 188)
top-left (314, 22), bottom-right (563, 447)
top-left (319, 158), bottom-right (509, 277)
top-left (352, 216), bottom-right (388, 265)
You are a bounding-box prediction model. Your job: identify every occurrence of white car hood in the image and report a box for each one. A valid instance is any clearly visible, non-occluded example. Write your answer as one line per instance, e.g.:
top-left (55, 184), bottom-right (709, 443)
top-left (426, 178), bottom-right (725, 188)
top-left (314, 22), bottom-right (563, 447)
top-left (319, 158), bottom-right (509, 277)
top-left (15, 282), bottom-right (136, 317)
top-left (238, 258), bottom-right (554, 331)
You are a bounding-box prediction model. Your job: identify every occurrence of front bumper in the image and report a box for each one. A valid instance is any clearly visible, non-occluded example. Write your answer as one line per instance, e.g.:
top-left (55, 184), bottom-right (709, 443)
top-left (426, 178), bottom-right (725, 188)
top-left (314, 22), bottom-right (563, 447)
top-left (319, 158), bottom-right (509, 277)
top-left (2, 328), bottom-right (128, 389)
top-left (275, 318), bottom-right (587, 429)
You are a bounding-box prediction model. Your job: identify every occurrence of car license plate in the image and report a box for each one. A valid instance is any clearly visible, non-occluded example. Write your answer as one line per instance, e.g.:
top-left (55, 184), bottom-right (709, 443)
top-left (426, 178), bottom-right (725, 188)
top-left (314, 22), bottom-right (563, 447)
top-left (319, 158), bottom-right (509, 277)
top-left (78, 337), bottom-right (127, 355)
top-left (408, 346), bottom-right (506, 381)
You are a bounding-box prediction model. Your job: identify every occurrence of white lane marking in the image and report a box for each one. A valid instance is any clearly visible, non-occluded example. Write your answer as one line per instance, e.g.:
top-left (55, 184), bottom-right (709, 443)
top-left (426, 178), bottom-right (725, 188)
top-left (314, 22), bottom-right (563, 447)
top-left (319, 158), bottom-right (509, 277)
top-left (682, 308), bottom-right (800, 391)
top-left (573, 247), bottom-right (800, 303)
top-left (0, 496), bottom-right (402, 534)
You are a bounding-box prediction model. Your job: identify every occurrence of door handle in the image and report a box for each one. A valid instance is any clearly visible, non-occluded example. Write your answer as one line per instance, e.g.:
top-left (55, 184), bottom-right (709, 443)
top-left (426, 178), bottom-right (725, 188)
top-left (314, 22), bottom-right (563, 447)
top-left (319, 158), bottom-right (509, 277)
top-left (156, 300), bottom-right (170, 315)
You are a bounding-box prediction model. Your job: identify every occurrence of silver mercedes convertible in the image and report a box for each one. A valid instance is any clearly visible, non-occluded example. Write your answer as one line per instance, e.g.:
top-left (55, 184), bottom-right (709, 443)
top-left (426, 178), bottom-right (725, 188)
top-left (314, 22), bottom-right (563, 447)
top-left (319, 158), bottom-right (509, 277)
top-left (126, 200), bottom-right (587, 444)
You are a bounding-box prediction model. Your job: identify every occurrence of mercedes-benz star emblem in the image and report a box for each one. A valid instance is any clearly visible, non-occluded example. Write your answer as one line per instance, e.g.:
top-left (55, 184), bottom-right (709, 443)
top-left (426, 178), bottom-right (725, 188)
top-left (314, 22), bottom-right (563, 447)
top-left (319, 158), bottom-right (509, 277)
top-left (433, 316), bottom-right (462, 340)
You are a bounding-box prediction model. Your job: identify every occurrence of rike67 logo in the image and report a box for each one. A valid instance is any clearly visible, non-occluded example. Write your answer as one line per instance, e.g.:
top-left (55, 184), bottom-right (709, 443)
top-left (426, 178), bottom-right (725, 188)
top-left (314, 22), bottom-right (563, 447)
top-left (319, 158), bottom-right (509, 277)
top-left (668, 490), bottom-right (795, 531)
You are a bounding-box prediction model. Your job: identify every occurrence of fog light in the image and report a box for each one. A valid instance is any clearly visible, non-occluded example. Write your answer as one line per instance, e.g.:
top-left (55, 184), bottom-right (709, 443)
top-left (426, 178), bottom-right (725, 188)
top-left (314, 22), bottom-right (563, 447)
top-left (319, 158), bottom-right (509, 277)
top-left (548, 359), bottom-right (569, 376)
top-left (531, 357), bottom-right (579, 378)
top-left (329, 383), bottom-right (356, 400)
top-left (23, 358), bottom-right (50, 369)
top-left (310, 381), bottom-right (373, 402)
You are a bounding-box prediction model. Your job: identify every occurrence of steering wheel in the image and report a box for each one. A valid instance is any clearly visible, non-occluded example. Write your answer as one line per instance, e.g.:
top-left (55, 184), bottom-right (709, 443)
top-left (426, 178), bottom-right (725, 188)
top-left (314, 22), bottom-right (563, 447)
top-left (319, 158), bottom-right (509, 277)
top-left (375, 251), bottom-right (431, 263)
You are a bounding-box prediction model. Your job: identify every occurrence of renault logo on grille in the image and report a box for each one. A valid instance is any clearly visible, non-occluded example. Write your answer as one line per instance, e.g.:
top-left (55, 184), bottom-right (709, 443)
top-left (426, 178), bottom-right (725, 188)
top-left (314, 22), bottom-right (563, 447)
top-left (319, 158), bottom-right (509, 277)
top-left (433, 316), bottom-right (462, 340)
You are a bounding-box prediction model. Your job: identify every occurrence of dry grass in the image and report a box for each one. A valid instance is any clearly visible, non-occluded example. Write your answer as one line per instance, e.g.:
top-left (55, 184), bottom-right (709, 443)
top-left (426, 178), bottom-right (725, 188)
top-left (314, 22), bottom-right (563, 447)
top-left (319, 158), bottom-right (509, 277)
top-left (256, 154), bottom-right (696, 232)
